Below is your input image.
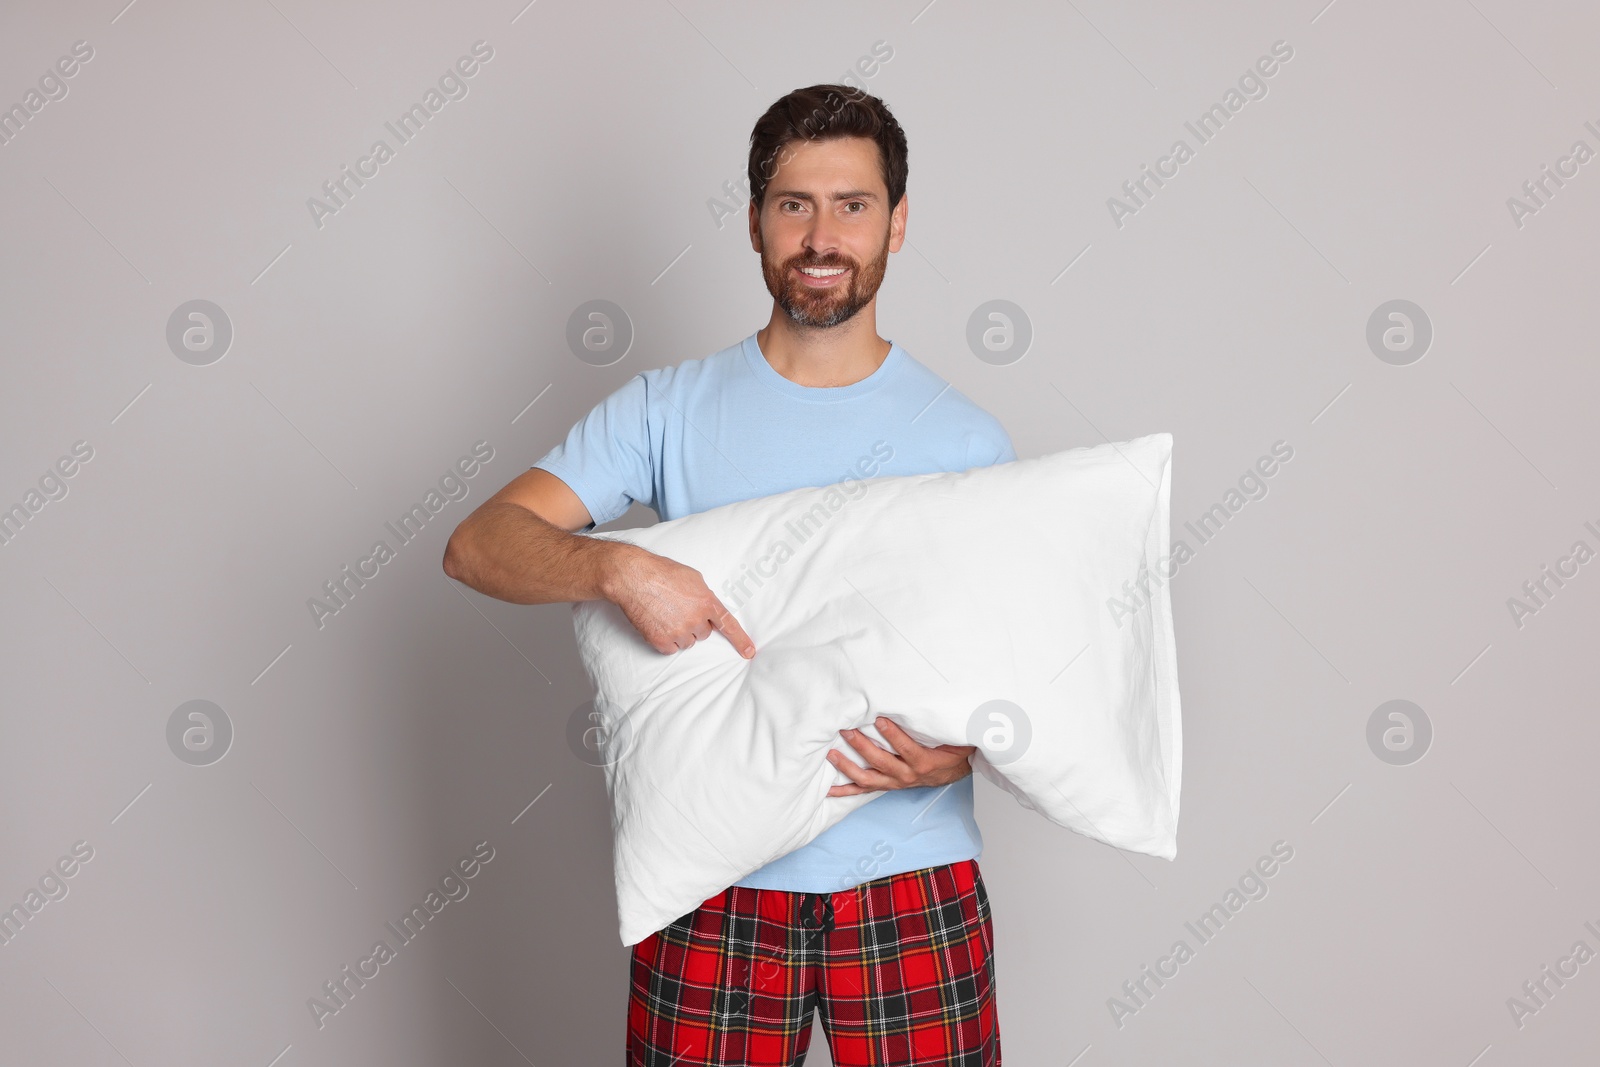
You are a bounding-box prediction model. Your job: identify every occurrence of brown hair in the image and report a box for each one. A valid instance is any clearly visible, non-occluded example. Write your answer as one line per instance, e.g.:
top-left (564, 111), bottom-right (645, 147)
top-left (746, 84), bottom-right (908, 215)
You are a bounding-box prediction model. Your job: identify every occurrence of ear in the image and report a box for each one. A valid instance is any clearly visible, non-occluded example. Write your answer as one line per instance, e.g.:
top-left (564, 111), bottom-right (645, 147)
top-left (748, 198), bottom-right (762, 254)
top-left (887, 192), bottom-right (908, 253)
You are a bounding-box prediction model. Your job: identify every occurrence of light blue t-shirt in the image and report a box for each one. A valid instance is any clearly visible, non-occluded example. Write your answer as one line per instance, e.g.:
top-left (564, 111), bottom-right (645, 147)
top-left (532, 330), bottom-right (1016, 893)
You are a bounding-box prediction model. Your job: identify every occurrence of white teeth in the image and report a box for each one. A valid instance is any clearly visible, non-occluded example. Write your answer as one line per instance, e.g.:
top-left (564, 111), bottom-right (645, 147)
top-left (800, 266), bottom-right (847, 277)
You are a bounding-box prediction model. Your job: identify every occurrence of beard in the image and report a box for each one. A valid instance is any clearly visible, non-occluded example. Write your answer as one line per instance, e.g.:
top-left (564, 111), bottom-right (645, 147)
top-left (760, 228), bottom-right (890, 330)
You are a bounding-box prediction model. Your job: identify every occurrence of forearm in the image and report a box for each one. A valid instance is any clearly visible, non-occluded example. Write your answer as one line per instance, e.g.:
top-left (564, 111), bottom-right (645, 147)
top-left (442, 501), bottom-right (630, 606)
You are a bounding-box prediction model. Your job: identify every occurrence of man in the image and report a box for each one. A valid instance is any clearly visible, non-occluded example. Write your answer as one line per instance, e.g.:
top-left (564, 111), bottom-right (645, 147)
top-left (443, 84), bottom-right (1010, 1065)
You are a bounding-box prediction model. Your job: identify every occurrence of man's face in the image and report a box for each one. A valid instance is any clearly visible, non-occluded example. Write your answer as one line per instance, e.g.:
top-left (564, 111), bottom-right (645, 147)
top-left (749, 135), bottom-right (907, 330)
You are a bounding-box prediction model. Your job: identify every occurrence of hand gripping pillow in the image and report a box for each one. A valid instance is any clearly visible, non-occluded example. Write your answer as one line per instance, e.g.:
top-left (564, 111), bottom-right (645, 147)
top-left (573, 432), bottom-right (1181, 946)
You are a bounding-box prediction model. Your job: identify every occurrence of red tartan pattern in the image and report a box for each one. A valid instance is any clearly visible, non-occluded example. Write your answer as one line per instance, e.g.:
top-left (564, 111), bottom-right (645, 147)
top-left (627, 859), bottom-right (1000, 1066)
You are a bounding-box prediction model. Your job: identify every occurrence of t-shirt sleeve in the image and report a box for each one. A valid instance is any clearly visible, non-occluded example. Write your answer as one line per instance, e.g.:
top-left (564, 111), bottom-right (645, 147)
top-left (965, 414), bottom-right (1017, 468)
top-left (530, 373), bottom-right (657, 531)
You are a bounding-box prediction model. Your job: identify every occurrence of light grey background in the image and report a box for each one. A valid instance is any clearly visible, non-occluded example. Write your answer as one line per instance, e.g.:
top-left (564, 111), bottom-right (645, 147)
top-left (2, 1), bottom-right (1596, 1064)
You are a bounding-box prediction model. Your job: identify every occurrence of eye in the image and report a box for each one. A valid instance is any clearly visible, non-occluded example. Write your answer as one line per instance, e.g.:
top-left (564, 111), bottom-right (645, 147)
top-left (845, 201), bottom-right (865, 213)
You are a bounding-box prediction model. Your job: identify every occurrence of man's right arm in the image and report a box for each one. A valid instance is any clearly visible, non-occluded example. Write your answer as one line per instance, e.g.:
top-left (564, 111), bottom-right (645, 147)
top-left (441, 467), bottom-right (755, 658)
top-left (441, 467), bottom-right (616, 604)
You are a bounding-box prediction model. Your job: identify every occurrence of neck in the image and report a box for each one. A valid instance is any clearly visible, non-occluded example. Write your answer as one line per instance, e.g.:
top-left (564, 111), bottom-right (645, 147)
top-left (755, 306), bottom-right (892, 388)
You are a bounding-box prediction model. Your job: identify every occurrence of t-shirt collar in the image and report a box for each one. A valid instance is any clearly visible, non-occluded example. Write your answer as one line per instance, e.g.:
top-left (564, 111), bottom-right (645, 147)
top-left (741, 331), bottom-right (906, 402)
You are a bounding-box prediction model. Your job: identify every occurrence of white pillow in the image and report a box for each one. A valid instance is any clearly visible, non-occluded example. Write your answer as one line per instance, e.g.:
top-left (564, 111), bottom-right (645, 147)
top-left (572, 432), bottom-right (1182, 946)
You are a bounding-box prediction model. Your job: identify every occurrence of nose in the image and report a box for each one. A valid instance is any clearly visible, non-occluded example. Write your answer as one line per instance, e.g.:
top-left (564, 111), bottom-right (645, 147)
top-left (802, 211), bottom-right (843, 260)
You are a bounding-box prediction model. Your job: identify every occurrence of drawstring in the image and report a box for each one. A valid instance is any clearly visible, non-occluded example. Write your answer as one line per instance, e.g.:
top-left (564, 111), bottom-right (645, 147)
top-left (799, 891), bottom-right (835, 944)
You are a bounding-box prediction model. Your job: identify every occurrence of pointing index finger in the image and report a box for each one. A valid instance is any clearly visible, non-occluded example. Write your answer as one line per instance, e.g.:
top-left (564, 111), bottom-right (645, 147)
top-left (710, 597), bottom-right (756, 659)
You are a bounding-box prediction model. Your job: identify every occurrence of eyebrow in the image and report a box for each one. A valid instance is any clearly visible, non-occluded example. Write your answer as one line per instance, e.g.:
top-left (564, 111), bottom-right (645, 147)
top-left (768, 189), bottom-right (880, 203)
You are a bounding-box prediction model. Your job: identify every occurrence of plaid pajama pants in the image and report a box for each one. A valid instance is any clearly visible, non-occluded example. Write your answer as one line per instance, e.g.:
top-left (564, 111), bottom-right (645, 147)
top-left (626, 859), bottom-right (1001, 1066)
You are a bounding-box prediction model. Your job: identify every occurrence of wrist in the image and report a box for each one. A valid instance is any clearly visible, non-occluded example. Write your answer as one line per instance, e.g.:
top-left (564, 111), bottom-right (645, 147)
top-left (595, 540), bottom-right (637, 603)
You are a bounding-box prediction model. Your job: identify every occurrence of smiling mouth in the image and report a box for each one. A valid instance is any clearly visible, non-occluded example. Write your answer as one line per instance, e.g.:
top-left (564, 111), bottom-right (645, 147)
top-left (795, 264), bottom-right (850, 287)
